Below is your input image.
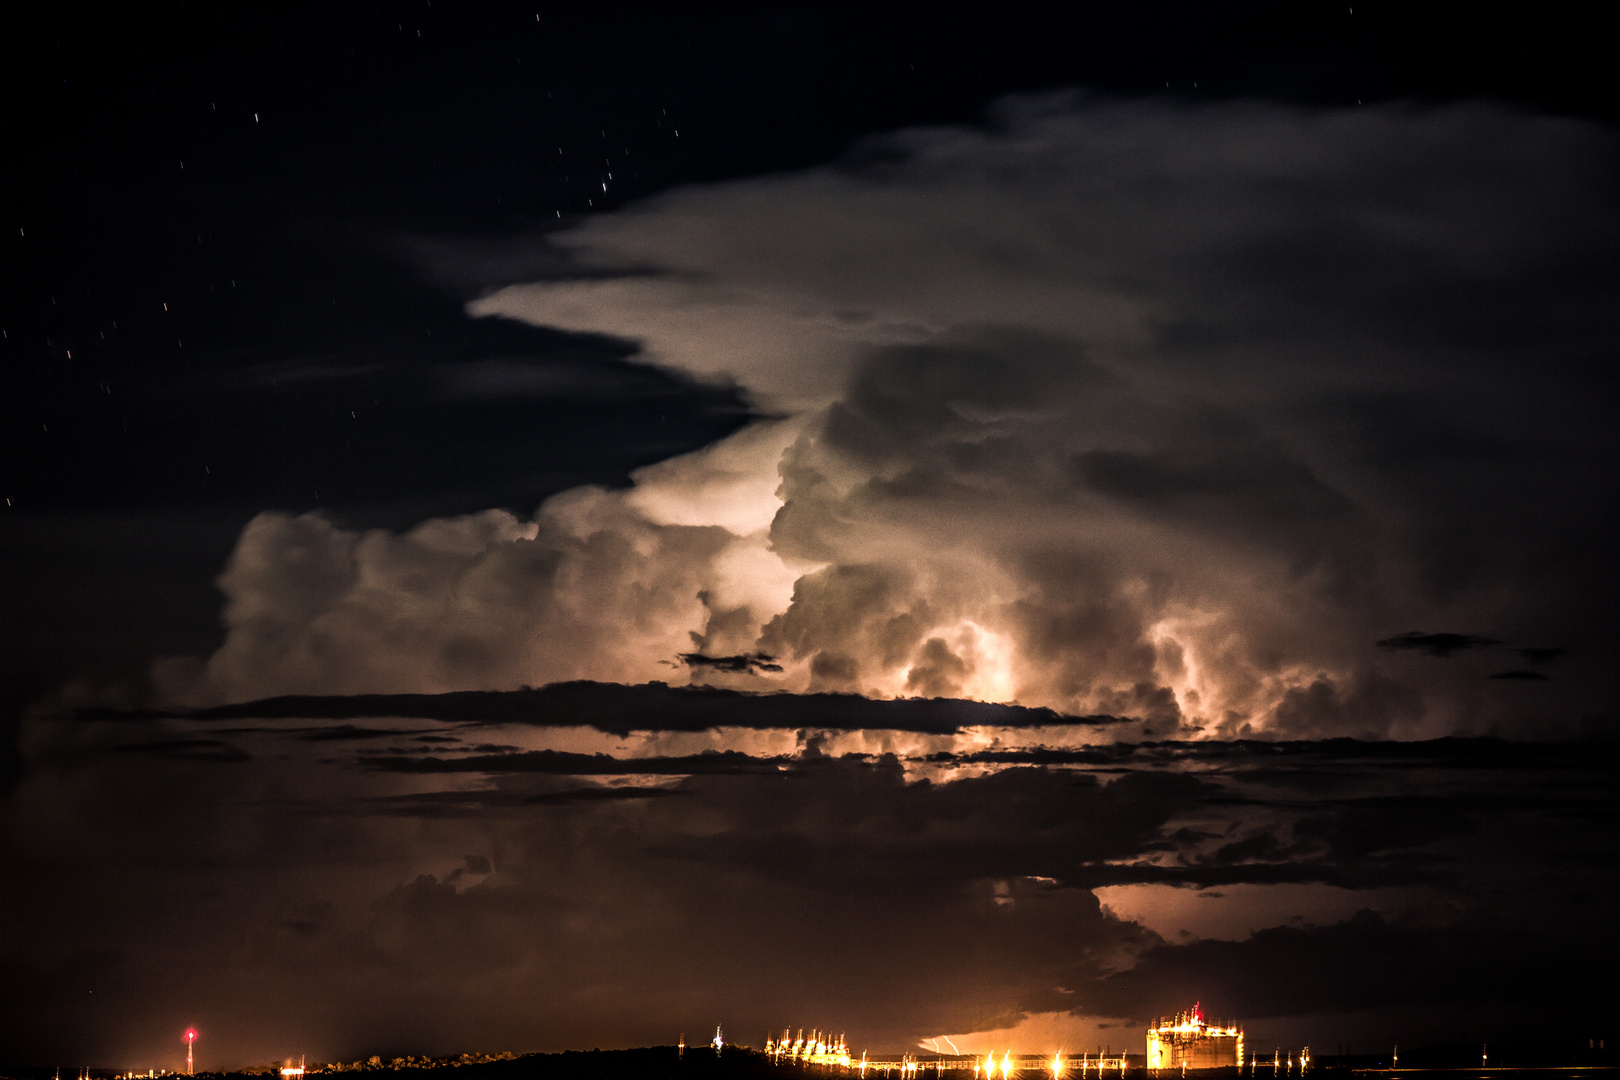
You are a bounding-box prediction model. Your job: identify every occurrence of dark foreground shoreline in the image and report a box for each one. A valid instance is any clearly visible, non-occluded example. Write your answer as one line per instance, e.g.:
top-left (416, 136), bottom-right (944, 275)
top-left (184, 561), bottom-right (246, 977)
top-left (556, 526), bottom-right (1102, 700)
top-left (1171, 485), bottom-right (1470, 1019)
top-left (6, 1048), bottom-right (1617, 1080)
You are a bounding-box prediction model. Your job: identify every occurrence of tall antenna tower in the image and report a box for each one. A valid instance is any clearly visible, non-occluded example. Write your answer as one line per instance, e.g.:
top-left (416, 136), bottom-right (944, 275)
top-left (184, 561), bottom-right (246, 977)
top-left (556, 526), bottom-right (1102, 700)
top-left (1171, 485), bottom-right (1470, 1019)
top-left (185, 1029), bottom-right (198, 1076)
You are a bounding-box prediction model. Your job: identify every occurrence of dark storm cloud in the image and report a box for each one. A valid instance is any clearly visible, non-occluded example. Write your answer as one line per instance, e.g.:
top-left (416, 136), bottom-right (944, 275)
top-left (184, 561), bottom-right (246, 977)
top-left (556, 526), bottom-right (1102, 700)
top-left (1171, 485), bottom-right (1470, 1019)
top-left (1072, 907), bottom-right (1613, 1030)
top-left (286, 724), bottom-right (426, 742)
top-left (678, 652), bottom-right (786, 675)
top-left (6, 683), bottom-right (1617, 1064)
top-left (362, 748), bottom-right (789, 776)
top-left (358, 740), bottom-right (1502, 896)
top-left (1375, 632), bottom-right (1501, 658)
top-left (84, 681), bottom-right (1103, 738)
top-left (114, 736), bottom-right (253, 763)
top-left (519, 787), bottom-right (680, 806)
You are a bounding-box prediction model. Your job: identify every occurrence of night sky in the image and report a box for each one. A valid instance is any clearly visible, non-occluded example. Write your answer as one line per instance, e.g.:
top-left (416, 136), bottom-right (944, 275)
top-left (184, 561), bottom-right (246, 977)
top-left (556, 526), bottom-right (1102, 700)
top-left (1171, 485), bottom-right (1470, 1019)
top-left (4, 2), bottom-right (1619, 1071)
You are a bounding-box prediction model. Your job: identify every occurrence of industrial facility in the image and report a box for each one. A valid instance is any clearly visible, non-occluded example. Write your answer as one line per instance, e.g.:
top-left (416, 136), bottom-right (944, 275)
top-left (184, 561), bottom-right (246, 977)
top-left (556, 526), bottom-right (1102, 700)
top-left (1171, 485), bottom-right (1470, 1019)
top-left (1146, 1005), bottom-right (1243, 1070)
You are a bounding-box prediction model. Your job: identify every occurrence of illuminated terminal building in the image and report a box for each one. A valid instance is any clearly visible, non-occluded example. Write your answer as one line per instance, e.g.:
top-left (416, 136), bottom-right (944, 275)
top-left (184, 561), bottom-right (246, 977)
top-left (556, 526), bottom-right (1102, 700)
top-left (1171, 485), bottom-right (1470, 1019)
top-left (1146, 1005), bottom-right (1243, 1070)
top-left (766, 1028), bottom-right (854, 1069)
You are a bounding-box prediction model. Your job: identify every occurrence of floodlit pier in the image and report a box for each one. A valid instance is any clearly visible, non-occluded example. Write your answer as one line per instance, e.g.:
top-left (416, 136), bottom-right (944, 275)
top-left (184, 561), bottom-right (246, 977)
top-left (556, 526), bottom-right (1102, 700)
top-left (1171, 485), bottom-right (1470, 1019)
top-left (854, 1054), bottom-right (1133, 1078)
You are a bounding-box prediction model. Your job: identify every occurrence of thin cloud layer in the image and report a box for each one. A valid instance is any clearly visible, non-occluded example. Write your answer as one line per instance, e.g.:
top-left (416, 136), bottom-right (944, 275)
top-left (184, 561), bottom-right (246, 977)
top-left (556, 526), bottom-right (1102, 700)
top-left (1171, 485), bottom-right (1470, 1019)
top-left (162, 97), bottom-right (1618, 738)
top-left (91, 681), bottom-right (1103, 737)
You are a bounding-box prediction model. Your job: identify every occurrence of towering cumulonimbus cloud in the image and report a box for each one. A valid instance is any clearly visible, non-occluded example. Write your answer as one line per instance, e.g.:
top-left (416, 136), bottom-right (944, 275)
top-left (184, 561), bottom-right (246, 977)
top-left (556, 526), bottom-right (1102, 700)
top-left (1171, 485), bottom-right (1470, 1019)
top-left (155, 417), bottom-right (809, 705)
top-left (165, 96), bottom-right (1619, 737)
